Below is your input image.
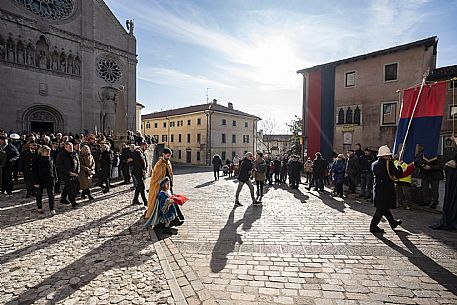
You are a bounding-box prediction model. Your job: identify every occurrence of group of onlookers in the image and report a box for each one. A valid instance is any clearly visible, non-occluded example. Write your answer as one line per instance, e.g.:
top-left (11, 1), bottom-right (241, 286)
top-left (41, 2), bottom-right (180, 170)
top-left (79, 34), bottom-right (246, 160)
top-left (0, 130), bottom-right (152, 215)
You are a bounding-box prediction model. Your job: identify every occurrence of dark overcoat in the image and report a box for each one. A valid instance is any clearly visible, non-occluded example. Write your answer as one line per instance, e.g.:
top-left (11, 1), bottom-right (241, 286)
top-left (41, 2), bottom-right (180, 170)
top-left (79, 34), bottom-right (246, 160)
top-left (372, 158), bottom-right (403, 209)
top-left (99, 150), bottom-right (113, 180)
top-left (32, 155), bottom-right (57, 187)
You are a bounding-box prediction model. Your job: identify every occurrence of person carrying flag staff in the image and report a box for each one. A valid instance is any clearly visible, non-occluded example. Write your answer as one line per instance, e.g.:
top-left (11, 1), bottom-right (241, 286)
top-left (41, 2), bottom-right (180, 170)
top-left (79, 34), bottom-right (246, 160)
top-left (370, 145), bottom-right (405, 234)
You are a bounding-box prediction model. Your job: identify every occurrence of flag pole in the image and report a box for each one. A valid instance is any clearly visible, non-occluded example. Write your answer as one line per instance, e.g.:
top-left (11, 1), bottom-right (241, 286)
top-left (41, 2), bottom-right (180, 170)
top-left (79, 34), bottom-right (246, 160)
top-left (398, 68), bottom-right (429, 162)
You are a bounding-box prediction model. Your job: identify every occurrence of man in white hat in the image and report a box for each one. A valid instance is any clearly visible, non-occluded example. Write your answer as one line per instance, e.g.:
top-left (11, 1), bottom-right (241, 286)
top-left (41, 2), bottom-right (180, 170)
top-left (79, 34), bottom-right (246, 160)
top-left (370, 145), bottom-right (404, 234)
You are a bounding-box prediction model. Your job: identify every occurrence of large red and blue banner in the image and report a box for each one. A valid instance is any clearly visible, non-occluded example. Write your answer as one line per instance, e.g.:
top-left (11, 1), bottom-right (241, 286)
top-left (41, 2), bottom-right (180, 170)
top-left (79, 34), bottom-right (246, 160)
top-left (307, 66), bottom-right (335, 161)
top-left (393, 82), bottom-right (447, 164)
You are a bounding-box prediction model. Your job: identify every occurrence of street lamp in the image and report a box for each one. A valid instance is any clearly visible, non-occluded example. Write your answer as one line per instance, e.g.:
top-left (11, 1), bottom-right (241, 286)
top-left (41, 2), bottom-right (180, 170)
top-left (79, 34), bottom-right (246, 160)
top-left (204, 108), bottom-right (214, 166)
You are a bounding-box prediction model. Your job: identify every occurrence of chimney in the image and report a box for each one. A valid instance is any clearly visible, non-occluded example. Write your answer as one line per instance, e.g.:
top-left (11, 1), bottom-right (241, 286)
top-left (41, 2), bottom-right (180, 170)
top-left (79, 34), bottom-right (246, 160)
top-left (212, 99), bottom-right (217, 104)
top-left (228, 102), bottom-right (233, 110)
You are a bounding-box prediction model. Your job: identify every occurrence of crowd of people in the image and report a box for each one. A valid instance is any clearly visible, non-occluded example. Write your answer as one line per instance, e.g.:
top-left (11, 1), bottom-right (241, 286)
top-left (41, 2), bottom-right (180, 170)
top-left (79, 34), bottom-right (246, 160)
top-left (0, 130), bottom-right (154, 214)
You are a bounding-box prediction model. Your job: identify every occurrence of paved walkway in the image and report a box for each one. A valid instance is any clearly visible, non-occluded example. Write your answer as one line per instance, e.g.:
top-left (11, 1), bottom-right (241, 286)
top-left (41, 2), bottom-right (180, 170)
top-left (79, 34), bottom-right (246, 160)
top-left (163, 167), bottom-right (457, 305)
top-left (0, 183), bottom-right (173, 305)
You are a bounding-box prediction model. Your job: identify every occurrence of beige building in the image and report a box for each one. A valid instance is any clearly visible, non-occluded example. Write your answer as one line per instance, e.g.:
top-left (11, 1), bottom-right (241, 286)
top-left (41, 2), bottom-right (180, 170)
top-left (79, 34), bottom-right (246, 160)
top-left (141, 100), bottom-right (260, 165)
top-left (297, 37), bottom-right (438, 160)
top-left (135, 102), bottom-right (144, 132)
top-left (257, 131), bottom-right (293, 156)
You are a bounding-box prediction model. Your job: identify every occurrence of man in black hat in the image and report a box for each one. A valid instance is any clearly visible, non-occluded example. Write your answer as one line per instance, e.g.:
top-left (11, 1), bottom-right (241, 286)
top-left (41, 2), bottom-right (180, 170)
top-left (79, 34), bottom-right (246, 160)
top-left (129, 142), bottom-right (148, 205)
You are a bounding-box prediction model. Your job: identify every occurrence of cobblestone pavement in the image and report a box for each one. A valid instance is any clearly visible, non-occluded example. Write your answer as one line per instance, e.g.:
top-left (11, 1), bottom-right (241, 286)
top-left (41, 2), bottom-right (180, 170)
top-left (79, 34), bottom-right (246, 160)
top-left (164, 167), bottom-right (457, 305)
top-left (0, 182), bottom-right (173, 305)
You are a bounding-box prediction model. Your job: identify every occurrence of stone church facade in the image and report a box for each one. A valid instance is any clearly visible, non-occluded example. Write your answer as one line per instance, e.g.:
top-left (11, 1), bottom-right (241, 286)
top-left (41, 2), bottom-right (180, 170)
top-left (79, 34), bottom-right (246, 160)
top-left (0, 0), bottom-right (137, 134)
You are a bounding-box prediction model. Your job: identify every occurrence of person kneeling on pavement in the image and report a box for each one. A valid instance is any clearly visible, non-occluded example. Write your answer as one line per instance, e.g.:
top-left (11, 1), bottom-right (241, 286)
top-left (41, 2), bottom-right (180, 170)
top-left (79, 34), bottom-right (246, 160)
top-left (144, 177), bottom-right (184, 234)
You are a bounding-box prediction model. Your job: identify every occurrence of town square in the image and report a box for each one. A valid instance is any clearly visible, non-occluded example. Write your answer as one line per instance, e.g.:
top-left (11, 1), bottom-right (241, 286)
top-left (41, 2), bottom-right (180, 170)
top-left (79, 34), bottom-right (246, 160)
top-left (1, 0), bottom-right (457, 304)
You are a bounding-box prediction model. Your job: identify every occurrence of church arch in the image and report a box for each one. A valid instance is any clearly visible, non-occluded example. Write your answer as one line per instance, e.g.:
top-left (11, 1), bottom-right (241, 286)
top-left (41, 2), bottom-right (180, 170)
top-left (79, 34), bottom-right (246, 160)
top-left (22, 105), bottom-right (64, 133)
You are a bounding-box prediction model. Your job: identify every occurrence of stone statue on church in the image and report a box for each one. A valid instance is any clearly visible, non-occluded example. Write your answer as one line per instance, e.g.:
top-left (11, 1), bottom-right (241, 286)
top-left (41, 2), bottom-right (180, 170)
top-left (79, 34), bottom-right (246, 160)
top-left (39, 50), bottom-right (47, 69)
top-left (17, 41), bottom-right (25, 65)
top-left (51, 49), bottom-right (59, 71)
top-left (7, 36), bottom-right (15, 62)
top-left (74, 56), bottom-right (81, 75)
top-left (26, 42), bottom-right (34, 65)
top-left (60, 50), bottom-right (66, 73)
top-left (126, 19), bottom-right (134, 35)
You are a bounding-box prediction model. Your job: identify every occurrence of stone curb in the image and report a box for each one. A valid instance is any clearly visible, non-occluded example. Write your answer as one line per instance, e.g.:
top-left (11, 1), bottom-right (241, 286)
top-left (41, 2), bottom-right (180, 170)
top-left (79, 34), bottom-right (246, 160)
top-left (161, 238), bottom-right (220, 305)
top-left (148, 229), bottom-right (188, 305)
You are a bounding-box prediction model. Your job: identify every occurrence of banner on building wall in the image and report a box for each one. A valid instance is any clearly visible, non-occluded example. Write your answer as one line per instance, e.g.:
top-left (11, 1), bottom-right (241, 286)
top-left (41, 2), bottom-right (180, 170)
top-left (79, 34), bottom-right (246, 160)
top-left (393, 82), bottom-right (447, 164)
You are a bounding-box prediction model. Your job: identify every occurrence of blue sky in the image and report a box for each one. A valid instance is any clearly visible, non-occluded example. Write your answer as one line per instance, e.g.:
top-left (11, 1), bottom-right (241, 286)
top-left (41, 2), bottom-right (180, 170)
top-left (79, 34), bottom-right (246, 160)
top-left (105, 0), bottom-right (457, 132)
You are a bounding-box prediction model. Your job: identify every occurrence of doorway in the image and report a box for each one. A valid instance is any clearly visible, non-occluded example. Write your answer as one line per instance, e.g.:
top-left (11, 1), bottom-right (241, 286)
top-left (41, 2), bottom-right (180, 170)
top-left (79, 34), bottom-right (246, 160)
top-left (186, 151), bottom-right (192, 163)
top-left (31, 121), bottom-right (54, 133)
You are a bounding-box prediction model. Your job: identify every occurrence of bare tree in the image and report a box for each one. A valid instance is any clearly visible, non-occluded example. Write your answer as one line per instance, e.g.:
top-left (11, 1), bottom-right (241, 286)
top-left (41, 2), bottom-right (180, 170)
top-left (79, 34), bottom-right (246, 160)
top-left (259, 118), bottom-right (279, 154)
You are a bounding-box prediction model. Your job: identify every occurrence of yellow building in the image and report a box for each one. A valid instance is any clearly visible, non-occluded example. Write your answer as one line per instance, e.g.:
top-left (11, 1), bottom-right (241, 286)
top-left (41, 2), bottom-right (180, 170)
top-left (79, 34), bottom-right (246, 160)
top-left (141, 100), bottom-right (261, 165)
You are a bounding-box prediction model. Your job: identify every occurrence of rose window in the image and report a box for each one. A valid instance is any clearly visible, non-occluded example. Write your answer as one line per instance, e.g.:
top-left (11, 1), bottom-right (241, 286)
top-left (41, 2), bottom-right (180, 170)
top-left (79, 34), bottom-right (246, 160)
top-left (96, 58), bottom-right (122, 83)
top-left (14, 0), bottom-right (76, 20)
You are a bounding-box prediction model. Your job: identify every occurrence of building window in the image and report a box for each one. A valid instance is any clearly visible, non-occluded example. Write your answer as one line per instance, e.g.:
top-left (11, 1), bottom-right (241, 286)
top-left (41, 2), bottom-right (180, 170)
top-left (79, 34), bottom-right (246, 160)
top-left (345, 71), bottom-right (356, 87)
top-left (154, 122), bottom-right (158, 128)
top-left (187, 119), bottom-right (191, 126)
top-left (232, 134), bottom-right (236, 143)
top-left (153, 135), bottom-right (159, 143)
top-left (381, 102), bottom-right (398, 125)
top-left (222, 119), bottom-right (226, 125)
top-left (222, 151), bottom-right (226, 161)
top-left (354, 106), bottom-right (361, 125)
top-left (197, 133), bottom-right (201, 143)
top-left (163, 122), bottom-right (167, 128)
top-left (450, 81), bottom-right (456, 89)
top-left (162, 135), bottom-right (167, 143)
top-left (181, 120), bottom-right (184, 126)
top-left (197, 151), bottom-right (201, 161)
top-left (178, 134), bottom-right (182, 142)
top-left (243, 135), bottom-right (249, 143)
top-left (345, 107), bottom-right (353, 124)
top-left (222, 133), bottom-right (226, 143)
top-left (232, 151), bottom-right (236, 159)
top-left (197, 118), bottom-right (201, 125)
top-left (244, 150), bottom-right (248, 155)
top-left (337, 108), bottom-right (345, 125)
top-left (244, 122), bottom-right (248, 128)
top-left (449, 105), bottom-right (457, 119)
top-left (170, 121), bottom-right (175, 127)
top-left (232, 120), bottom-right (237, 127)
top-left (170, 134), bottom-right (174, 142)
top-left (187, 134), bottom-right (191, 143)
top-left (178, 150), bottom-right (182, 159)
top-left (146, 121), bottom-right (150, 129)
top-left (384, 63), bottom-right (398, 82)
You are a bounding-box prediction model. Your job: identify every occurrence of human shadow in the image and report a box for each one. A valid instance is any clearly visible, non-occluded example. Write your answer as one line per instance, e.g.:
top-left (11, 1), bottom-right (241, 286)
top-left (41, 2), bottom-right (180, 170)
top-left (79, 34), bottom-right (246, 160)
top-left (0, 204), bottom-right (138, 265)
top-left (0, 188), bottom-right (133, 230)
top-left (194, 180), bottom-right (215, 189)
top-left (210, 204), bottom-right (263, 273)
top-left (376, 230), bottom-right (457, 297)
top-left (4, 219), bottom-right (153, 305)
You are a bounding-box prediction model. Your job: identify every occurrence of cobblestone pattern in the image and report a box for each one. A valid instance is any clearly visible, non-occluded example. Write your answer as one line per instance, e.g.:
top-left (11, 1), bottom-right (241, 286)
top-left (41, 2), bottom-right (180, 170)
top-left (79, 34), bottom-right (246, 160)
top-left (169, 169), bottom-right (457, 305)
top-left (0, 182), bottom-right (173, 305)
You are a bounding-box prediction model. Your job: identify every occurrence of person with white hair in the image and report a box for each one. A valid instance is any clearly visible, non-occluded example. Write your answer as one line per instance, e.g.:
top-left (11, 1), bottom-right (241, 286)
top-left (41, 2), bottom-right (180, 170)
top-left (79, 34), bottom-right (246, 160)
top-left (234, 152), bottom-right (258, 207)
top-left (370, 145), bottom-right (404, 234)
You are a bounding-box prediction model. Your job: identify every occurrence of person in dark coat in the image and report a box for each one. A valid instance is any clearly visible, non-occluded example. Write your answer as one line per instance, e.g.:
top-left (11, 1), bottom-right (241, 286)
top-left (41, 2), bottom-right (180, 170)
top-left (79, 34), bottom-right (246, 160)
top-left (288, 155), bottom-right (303, 189)
top-left (331, 154), bottom-right (346, 197)
top-left (99, 144), bottom-right (113, 193)
top-left (56, 142), bottom-right (80, 208)
top-left (430, 153), bottom-right (457, 231)
top-left (309, 152), bottom-right (326, 192)
top-left (370, 145), bottom-right (403, 234)
top-left (234, 152), bottom-right (258, 207)
top-left (129, 142), bottom-right (148, 205)
top-left (19, 141), bottom-right (38, 198)
top-left (359, 148), bottom-right (375, 199)
top-left (416, 154), bottom-right (444, 209)
top-left (212, 154), bottom-right (223, 181)
top-left (0, 136), bottom-right (20, 195)
top-left (50, 141), bottom-right (61, 193)
top-left (346, 149), bottom-right (360, 194)
top-left (273, 158), bottom-right (281, 183)
top-left (120, 143), bottom-right (131, 184)
top-left (33, 145), bottom-right (57, 215)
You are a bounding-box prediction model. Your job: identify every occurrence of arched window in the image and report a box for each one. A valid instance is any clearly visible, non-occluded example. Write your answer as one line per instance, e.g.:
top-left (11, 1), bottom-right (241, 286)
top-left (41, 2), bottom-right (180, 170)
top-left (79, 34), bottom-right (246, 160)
top-left (354, 106), bottom-right (361, 125)
top-left (345, 107), bottom-right (353, 124)
top-left (337, 108), bottom-right (344, 124)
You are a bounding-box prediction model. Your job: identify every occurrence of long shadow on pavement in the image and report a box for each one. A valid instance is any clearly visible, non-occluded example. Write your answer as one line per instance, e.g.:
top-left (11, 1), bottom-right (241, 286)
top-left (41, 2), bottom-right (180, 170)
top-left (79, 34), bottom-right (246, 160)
top-left (377, 230), bottom-right (457, 297)
top-left (210, 204), bottom-right (263, 273)
top-left (4, 219), bottom-right (154, 305)
top-left (194, 180), bottom-right (215, 188)
top-left (0, 204), bottom-right (138, 265)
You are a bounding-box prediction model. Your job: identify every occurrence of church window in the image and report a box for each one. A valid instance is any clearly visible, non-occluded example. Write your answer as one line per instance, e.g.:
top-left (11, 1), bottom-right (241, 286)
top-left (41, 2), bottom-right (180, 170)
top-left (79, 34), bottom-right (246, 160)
top-left (337, 108), bottom-right (344, 125)
top-left (96, 57), bottom-right (122, 83)
top-left (14, 0), bottom-right (76, 21)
